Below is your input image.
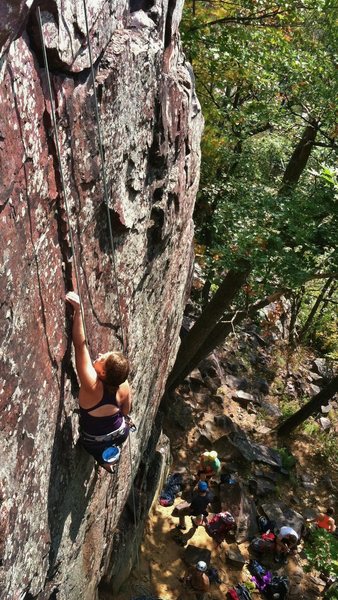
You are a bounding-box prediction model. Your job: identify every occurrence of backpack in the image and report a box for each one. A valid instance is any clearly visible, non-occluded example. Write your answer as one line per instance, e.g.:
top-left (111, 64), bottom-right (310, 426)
top-left (258, 515), bottom-right (275, 534)
top-left (264, 575), bottom-right (289, 599)
top-left (248, 559), bottom-right (267, 579)
top-left (250, 537), bottom-right (275, 554)
top-left (248, 560), bottom-right (272, 592)
top-left (159, 473), bottom-right (183, 506)
top-left (206, 512), bottom-right (236, 544)
top-left (227, 584), bottom-right (252, 600)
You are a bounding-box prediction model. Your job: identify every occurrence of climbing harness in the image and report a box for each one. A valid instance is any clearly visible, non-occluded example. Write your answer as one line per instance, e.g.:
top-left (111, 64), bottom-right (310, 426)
top-left (81, 418), bottom-right (127, 442)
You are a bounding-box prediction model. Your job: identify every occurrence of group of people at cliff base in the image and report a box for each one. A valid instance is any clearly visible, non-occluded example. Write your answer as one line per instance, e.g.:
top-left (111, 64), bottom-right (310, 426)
top-left (168, 453), bottom-right (337, 600)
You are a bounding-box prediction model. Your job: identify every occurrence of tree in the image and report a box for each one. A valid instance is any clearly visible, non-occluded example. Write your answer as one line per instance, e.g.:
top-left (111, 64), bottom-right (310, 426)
top-left (298, 277), bottom-right (334, 343)
top-left (167, 288), bottom-right (286, 391)
top-left (166, 261), bottom-right (250, 390)
top-left (276, 375), bottom-right (338, 436)
top-left (164, 0), bottom-right (338, 388)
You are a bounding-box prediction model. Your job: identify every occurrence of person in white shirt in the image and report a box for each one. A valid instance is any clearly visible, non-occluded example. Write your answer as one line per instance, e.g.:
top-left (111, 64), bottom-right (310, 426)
top-left (275, 526), bottom-right (299, 563)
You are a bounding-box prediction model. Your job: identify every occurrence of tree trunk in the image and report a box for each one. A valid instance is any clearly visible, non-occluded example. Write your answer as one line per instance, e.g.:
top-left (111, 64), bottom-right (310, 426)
top-left (276, 375), bottom-right (338, 436)
top-left (167, 289), bottom-right (284, 390)
top-left (316, 280), bottom-right (336, 323)
top-left (298, 278), bottom-right (334, 343)
top-left (166, 260), bottom-right (250, 391)
top-left (279, 119), bottom-right (318, 194)
top-left (201, 279), bottom-right (212, 307)
top-left (288, 288), bottom-right (304, 345)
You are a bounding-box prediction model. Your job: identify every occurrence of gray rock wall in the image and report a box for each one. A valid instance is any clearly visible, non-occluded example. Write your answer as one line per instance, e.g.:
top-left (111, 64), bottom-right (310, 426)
top-left (0, 0), bottom-right (203, 597)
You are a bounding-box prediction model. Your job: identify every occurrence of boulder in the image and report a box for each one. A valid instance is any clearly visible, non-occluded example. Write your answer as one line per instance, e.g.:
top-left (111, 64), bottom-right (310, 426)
top-left (248, 477), bottom-right (276, 497)
top-left (213, 415), bottom-right (238, 434)
top-left (168, 397), bottom-right (194, 431)
top-left (253, 467), bottom-right (279, 483)
top-left (219, 480), bottom-right (258, 542)
top-left (213, 435), bottom-right (244, 465)
top-left (189, 369), bottom-right (206, 387)
top-left (226, 375), bottom-right (250, 391)
top-left (254, 378), bottom-right (270, 395)
top-left (225, 544), bottom-right (246, 567)
top-left (232, 390), bottom-right (257, 407)
top-left (261, 502), bottom-right (304, 536)
top-left (319, 417), bottom-right (331, 430)
top-left (197, 417), bottom-right (224, 444)
top-left (312, 358), bottom-right (331, 379)
top-left (213, 394), bottom-right (225, 406)
top-left (308, 371), bottom-right (324, 383)
top-left (228, 433), bottom-right (282, 469)
top-left (255, 425), bottom-right (272, 435)
top-left (183, 545), bottom-right (211, 568)
top-left (260, 400), bottom-right (282, 417)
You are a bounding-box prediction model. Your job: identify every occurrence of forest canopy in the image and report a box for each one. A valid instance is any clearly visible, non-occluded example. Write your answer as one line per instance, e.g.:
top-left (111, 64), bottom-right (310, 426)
top-left (167, 1), bottom-right (337, 392)
top-left (180, 0), bottom-right (337, 353)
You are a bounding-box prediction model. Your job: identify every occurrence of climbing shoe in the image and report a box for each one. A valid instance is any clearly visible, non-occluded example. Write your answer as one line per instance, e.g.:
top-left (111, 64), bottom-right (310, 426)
top-left (102, 446), bottom-right (121, 464)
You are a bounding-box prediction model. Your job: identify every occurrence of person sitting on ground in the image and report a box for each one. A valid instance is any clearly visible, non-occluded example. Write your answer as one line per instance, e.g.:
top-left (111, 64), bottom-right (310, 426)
top-left (66, 291), bottom-right (132, 473)
top-left (309, 507), bottom-right (336, 533)
top-left (179, 560), bottom-right (210, 600)
top-left (275, 526), bottom-right (299, 563)
top-left (176, 481), bottom-right (213, 530)
top-left (197, 450), bottom-right (221, 482)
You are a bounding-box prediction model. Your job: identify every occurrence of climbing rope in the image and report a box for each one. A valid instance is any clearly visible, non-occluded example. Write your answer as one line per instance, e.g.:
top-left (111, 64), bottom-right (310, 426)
top-left (82, 0), bottom-right (127, 357)
top-left (82, 0), bottom-right (139, 564)
top-left (39, 3), bottom-right (139, 564)
top-left (37, 7), bottom-right (88, 344)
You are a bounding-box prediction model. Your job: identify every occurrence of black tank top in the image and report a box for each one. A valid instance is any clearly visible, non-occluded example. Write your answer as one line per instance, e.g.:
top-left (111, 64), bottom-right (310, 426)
top-left (80, 386), bottom-right (123, 435)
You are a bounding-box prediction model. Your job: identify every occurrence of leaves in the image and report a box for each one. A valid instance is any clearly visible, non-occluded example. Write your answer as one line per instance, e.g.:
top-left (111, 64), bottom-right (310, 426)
top-left (304, 528), bottom-right (338, 578)
top-left (181, 0), bottom-right (337, 303)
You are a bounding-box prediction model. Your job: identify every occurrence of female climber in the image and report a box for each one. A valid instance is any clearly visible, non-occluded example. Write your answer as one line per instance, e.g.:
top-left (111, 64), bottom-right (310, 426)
top-left (66, 291), bottom-right (132, 472)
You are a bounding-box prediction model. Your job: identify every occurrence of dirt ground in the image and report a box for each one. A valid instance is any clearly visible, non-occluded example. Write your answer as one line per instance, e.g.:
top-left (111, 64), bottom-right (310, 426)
top-left (114, 343), bottom-right (338, 600)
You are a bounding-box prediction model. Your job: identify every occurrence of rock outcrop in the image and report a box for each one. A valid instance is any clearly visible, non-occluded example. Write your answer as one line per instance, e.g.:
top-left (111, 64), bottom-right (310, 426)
top-left (0, 0), bottom-right (203, 598)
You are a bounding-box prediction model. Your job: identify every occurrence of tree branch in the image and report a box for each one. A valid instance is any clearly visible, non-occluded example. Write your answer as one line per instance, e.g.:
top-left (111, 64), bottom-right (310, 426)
top-left (189, 8), bottom-right (284, 31)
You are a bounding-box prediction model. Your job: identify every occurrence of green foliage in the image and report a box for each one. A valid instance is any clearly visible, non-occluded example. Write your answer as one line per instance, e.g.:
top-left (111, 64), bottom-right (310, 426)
top-left (298, 280), bottom-right (338, 358)
top-left (181, 0), bottom-right (337, 309)
top-left (317, 432), bottom-right (338, 470)
top-left (304, 528), bottom-right (338, 578)
top-left (325, 581), bottom-right (338, 599)
top-left (277, 447), bottom-right (296, 470)
top-left (280, 398), bottom-right (301, 419)
top-left (303, 419), bottom-right (320, 436)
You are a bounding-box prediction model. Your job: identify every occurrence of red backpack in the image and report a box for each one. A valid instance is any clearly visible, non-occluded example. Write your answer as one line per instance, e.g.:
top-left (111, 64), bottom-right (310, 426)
top-left (206, 512), bottom-right (236, 544)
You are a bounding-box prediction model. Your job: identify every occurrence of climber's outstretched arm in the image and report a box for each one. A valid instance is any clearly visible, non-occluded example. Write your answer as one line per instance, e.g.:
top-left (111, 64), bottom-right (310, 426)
top-left (65, 291), bottom-right (98, 391)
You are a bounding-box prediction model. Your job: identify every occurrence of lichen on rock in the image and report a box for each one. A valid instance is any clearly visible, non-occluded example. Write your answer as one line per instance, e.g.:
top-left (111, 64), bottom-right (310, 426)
top-left (0, 0), bottom-right (203, 598)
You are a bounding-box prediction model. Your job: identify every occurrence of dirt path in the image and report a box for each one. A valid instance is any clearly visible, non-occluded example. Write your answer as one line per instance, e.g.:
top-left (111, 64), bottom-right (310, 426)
top-left (115, 345), bottom-right (337, 600)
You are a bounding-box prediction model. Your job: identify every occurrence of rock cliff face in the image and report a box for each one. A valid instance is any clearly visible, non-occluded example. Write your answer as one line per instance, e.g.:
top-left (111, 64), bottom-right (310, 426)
top-left (0, 0), bottom-right (202, 597)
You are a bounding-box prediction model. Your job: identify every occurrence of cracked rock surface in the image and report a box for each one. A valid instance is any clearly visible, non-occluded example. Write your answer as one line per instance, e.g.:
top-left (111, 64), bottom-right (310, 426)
top-left (0, 0), bottom-right (203, 598)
